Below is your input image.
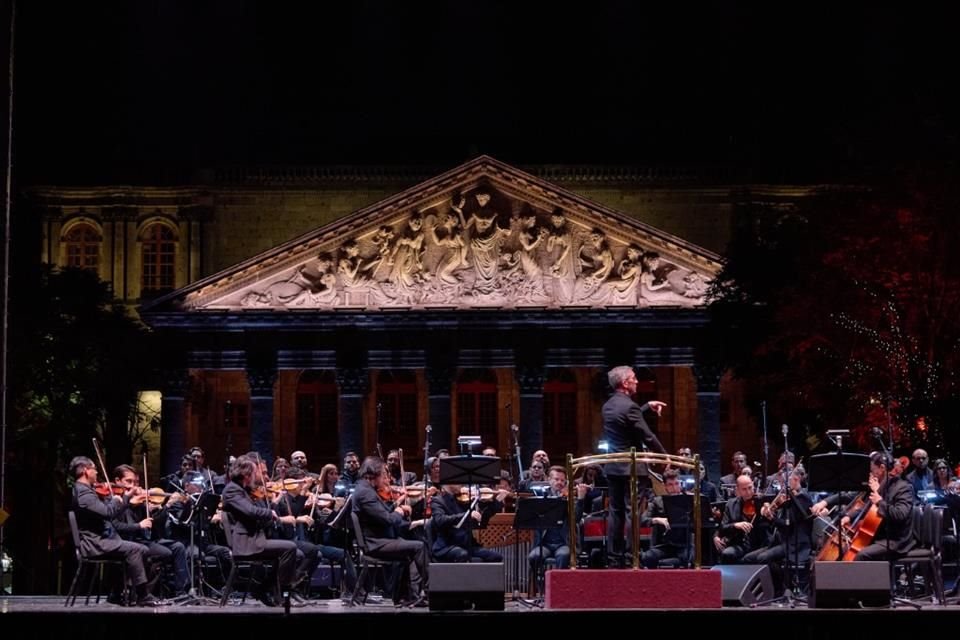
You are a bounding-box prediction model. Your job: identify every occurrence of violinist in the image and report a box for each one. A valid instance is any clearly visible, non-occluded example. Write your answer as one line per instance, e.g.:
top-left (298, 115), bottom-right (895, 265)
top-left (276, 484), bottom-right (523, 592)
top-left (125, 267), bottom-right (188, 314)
top-left (743, 466), bottom-right (813, 569)
top-left (714, 475), bottom-right (769, 564)
top-left (273, 466), bottom-right (342, 595)
top-left (833, 452), bottom-right (915, 561)
top-left (290, 450), bottom-right (320, 480)
top-left (353, 456), bottom-right (428, 607)
top-left (69, 455), bottom-right (163, 607)
top-left (763, 451), bottom-right (796, 496)
top-left (386, 450), bottom-right (418, 486)
top-left (111, 464), bottom-right (190, 597)
top-left (221, 454), bottom-right (299, 606)
top-left (430, 482), bottom-right (507, 563)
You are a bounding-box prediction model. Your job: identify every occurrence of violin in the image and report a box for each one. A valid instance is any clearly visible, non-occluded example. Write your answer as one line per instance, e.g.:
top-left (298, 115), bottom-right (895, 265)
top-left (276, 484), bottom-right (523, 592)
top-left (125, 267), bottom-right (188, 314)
top-left (146, 487), bottom-right (176, 505)
top-left (94, 482), bottom-right (125, 497)
top-left (741, 498), bottom-right (757, 520)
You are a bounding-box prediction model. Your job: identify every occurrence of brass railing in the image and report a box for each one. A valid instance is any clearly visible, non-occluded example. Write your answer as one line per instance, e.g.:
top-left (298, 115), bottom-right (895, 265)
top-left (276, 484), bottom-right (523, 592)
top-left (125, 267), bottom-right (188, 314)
top-left (565, 450), bottom-right (702, 570)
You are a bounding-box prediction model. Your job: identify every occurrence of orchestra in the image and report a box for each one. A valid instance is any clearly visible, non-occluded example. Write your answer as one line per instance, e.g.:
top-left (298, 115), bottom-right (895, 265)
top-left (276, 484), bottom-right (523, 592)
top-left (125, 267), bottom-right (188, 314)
top-left (66, 417), bottom-right (958, 607)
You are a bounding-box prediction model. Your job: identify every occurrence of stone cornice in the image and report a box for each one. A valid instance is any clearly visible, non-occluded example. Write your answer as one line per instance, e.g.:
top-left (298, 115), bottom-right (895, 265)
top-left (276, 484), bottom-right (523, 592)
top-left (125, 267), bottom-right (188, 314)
top-left (140, 307), bottom-right (709, 331)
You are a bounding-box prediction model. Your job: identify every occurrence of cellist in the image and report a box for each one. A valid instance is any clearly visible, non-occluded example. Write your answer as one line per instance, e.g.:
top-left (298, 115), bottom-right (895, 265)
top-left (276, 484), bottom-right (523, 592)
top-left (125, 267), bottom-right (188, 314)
top-left (811, 452), bottom-right (916, 561)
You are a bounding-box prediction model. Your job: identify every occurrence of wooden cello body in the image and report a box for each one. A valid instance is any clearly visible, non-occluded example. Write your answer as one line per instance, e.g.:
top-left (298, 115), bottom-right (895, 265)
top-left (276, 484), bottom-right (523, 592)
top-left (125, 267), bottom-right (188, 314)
top-left (815, 493), bottom-right (883, 561)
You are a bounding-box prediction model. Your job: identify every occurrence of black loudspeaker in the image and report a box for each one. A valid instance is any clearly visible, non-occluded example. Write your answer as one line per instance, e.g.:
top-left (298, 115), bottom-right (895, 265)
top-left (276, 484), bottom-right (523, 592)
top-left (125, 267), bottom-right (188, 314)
top-left (428, 563), bottom-right (505, 611)
top-left (712, 565), bottom-right (775, 606)
top-left (810, 561), bottom-right (890, 608)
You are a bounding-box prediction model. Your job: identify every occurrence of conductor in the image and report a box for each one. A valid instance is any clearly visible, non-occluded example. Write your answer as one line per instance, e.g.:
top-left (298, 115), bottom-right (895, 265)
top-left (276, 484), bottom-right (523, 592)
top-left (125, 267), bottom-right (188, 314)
top-left (601, 365), bottom-right (667, 564)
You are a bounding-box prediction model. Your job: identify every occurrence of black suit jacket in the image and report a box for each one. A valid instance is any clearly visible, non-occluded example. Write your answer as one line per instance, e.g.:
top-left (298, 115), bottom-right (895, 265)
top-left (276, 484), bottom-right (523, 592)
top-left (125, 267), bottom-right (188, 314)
top-left (221, 481), bottom-right (276, 555)
top-left (72, 483), bottom-right (132, 556)
top-left (352, 479), bottom-right (408, 551)
top-left (601, 393), bottom-right (666, 477)
top-left (430, 492), bottom-right (478, 556)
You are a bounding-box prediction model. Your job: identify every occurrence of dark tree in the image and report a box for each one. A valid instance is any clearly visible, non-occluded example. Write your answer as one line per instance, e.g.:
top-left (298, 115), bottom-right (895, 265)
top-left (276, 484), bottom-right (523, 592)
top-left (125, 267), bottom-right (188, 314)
top-left (6, 266), bottom-right (158, 593)
top-left (706, 178), bottom-right (960, 461)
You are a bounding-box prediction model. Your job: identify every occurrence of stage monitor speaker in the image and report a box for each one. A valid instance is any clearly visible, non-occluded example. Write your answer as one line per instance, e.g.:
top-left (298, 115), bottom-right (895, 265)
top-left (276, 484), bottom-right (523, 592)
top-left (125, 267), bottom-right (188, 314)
top-left (810, 561), bottom-right (890, 608)
top-left (712, 564), bottom-right (775, 607)
top-left (428, 562), bottom-right (505, 611)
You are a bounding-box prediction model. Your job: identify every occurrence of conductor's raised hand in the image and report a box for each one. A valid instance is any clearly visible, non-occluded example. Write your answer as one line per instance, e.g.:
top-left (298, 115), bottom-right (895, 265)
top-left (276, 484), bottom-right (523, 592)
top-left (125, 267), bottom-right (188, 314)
top-left (648, 400), bottom-right (667, 416)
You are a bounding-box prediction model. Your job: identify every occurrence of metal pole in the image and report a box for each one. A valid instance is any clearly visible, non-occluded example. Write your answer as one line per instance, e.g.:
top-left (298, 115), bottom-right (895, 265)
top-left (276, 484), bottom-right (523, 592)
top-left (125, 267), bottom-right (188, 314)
top-left (566, 453), bottom-right (576, 570)
top-left (0, 0), bottom-right (17, 591)
top-left (630, 447), bottom-right (638, 569)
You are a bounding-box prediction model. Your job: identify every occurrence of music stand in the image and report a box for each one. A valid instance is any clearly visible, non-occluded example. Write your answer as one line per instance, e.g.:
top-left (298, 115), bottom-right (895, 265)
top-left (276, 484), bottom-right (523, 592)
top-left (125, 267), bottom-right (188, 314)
top-left (661, 494), bottom-right (711, 568)
top-left (438, 455), bottom-right (501, 486)
top-left (514, 497), bottom-right (567, 606)
top-left (172, 491), bottom-right (222, 605)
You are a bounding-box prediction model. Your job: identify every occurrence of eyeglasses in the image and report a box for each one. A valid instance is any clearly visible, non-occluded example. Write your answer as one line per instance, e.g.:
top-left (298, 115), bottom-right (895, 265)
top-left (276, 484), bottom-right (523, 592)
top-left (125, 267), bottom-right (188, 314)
top-left (531, 465), bottom-right (543, 469)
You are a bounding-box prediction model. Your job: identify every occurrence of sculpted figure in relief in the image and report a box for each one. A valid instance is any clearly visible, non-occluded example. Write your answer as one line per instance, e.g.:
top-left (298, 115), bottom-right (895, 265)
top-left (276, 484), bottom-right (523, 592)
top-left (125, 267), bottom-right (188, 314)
top-left (455, 192), bottom-right (513, 296)
top-left (639, 251), bottom-right (703, 306)
top-left (605, 244), bottom-right (643, 305)
top-left (546, 209), bottom-right (574, 303)
top-left (385, 214), bottom-right (428, 302)
top-left (429, 209), bottom-right (468, 285)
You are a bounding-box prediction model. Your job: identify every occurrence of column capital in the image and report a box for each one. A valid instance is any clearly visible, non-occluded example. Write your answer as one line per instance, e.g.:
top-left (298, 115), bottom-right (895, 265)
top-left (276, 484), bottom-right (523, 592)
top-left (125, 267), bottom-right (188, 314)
top-left (425, 364), bottom-right (454, 395)
top-left (246, 366), bottom-right (278, 397)
top-left (335, 367), bottom-right (370, 396)
top-left (516, 364), bottom-right (546, 395)
top-left (159, 369), bottom-right (191, 397)
top-left (692, 364), bottom-right (724, 393)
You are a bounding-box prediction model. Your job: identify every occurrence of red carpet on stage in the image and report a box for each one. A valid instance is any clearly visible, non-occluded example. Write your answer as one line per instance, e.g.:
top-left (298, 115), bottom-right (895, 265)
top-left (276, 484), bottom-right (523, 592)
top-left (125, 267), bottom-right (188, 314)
top-left (545, 569), bottom-right (722, 609)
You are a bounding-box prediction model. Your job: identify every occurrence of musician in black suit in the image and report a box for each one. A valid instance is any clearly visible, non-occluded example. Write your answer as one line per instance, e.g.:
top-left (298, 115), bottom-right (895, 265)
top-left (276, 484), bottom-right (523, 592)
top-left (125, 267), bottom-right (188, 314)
top-left (430, 484), bottom-right (506, 563)
top-left (714, 475), bottom-right (769, 564)
top-left (601, 365), bottom-right (667, 562)
top-left (69, 456), bottom-right (162, 606)
top-left (845, 451), bottom-right (916, 561)
top-left (353, 456), bottom-right (429, 606)
top-left (220, 455), bottom-right (298, 604)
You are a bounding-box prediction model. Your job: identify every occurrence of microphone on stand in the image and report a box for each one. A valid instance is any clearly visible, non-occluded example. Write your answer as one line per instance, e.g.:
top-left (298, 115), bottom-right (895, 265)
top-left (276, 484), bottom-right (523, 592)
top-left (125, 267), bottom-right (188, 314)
top-left (782, 424), bottom-right (789, 436)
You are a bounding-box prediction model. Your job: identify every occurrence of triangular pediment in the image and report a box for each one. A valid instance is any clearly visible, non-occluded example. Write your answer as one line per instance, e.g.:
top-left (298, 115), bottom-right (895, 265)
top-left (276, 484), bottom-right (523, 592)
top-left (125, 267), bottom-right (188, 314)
top-left (147, 156), bottom-right (720, 313)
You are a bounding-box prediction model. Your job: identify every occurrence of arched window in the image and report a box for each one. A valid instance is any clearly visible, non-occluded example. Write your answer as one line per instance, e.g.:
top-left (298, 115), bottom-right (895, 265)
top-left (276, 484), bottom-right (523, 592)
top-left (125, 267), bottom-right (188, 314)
top-left (296, 371), bottom-right (339, 466)
top-left (456, 369), bottom-right (497, 444)
top-left (376, 370), bottom-right (419, 459)
top-left (141, 223), bottom-right (176, 296)
top-left (544, 368), bottom-right (578, 459)
top-left (63, 223), bottom-right (100, 271)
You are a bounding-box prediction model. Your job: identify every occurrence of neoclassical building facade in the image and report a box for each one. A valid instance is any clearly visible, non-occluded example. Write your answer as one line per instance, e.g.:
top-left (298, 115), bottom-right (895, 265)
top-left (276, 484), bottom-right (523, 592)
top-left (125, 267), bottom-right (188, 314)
top-left (29, 157), bottom-right (814, 478)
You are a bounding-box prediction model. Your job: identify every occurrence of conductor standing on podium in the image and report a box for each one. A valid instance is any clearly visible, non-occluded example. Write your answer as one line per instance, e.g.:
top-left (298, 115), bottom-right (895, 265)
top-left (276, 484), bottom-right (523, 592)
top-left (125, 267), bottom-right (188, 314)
top-left (602, 365), bottom-right (667, 564)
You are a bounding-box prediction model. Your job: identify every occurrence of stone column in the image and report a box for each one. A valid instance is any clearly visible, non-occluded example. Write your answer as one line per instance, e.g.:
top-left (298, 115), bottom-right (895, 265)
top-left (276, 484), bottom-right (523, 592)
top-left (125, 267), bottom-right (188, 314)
top-left (516, 364), bottom-right (546, 464)
top-left (424, 363), bottom-right (454, 455)
top-left (246, 365), bottom-right (278, 467)
top-left (693, 364), bottom-right (723, 482)
top-left (159, 370), bottom-right (191, 477)
top-left (335, 367), bottom-right (369, 461)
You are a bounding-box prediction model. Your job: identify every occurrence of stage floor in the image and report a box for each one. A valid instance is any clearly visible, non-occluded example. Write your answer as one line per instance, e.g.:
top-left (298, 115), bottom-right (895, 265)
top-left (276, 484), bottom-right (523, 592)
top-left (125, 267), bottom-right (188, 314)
top-left (3, 593), bottom-right (960, 640)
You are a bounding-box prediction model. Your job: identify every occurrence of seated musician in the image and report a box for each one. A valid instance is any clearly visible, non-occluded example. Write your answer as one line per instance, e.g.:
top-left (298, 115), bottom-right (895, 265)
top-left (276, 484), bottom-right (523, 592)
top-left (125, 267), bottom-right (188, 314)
top-left (221, 454), bottom-right (299, 606)
top-left (527, 466), bottom-right (584, 572)
top-left (714, 475), bottom-right (770, 564)
top-left (640, 469), bottom-right (691, 568)
top-left (812, 452), bottom-right (915, 561)
top-left (430, 483), bottom-right (507, 562)
top-left (353, 456), bottom-right (429, 607)
top-left (743, 466), bottom-right (813, 571)
top-left (69, 456), bottom-right (163, 607)
top-left (111, 464), bottom-right (190, 597)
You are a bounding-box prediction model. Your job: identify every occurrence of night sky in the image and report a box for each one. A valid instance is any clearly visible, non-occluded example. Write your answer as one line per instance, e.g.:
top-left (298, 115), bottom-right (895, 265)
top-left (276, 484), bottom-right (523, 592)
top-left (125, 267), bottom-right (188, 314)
top-left (6, 1), bottom-right (958, 185)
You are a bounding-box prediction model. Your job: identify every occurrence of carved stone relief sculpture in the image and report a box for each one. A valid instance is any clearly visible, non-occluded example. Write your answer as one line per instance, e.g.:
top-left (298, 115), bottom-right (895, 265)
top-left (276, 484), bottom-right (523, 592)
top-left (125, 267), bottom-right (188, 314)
top-left (231, 186), bottom-right (713, 311)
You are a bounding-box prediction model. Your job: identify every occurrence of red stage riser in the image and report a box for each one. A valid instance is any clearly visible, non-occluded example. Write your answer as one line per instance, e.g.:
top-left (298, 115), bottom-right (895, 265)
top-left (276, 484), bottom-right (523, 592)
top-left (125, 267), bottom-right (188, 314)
top-left (545, 569), bottom-right (722, 609)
